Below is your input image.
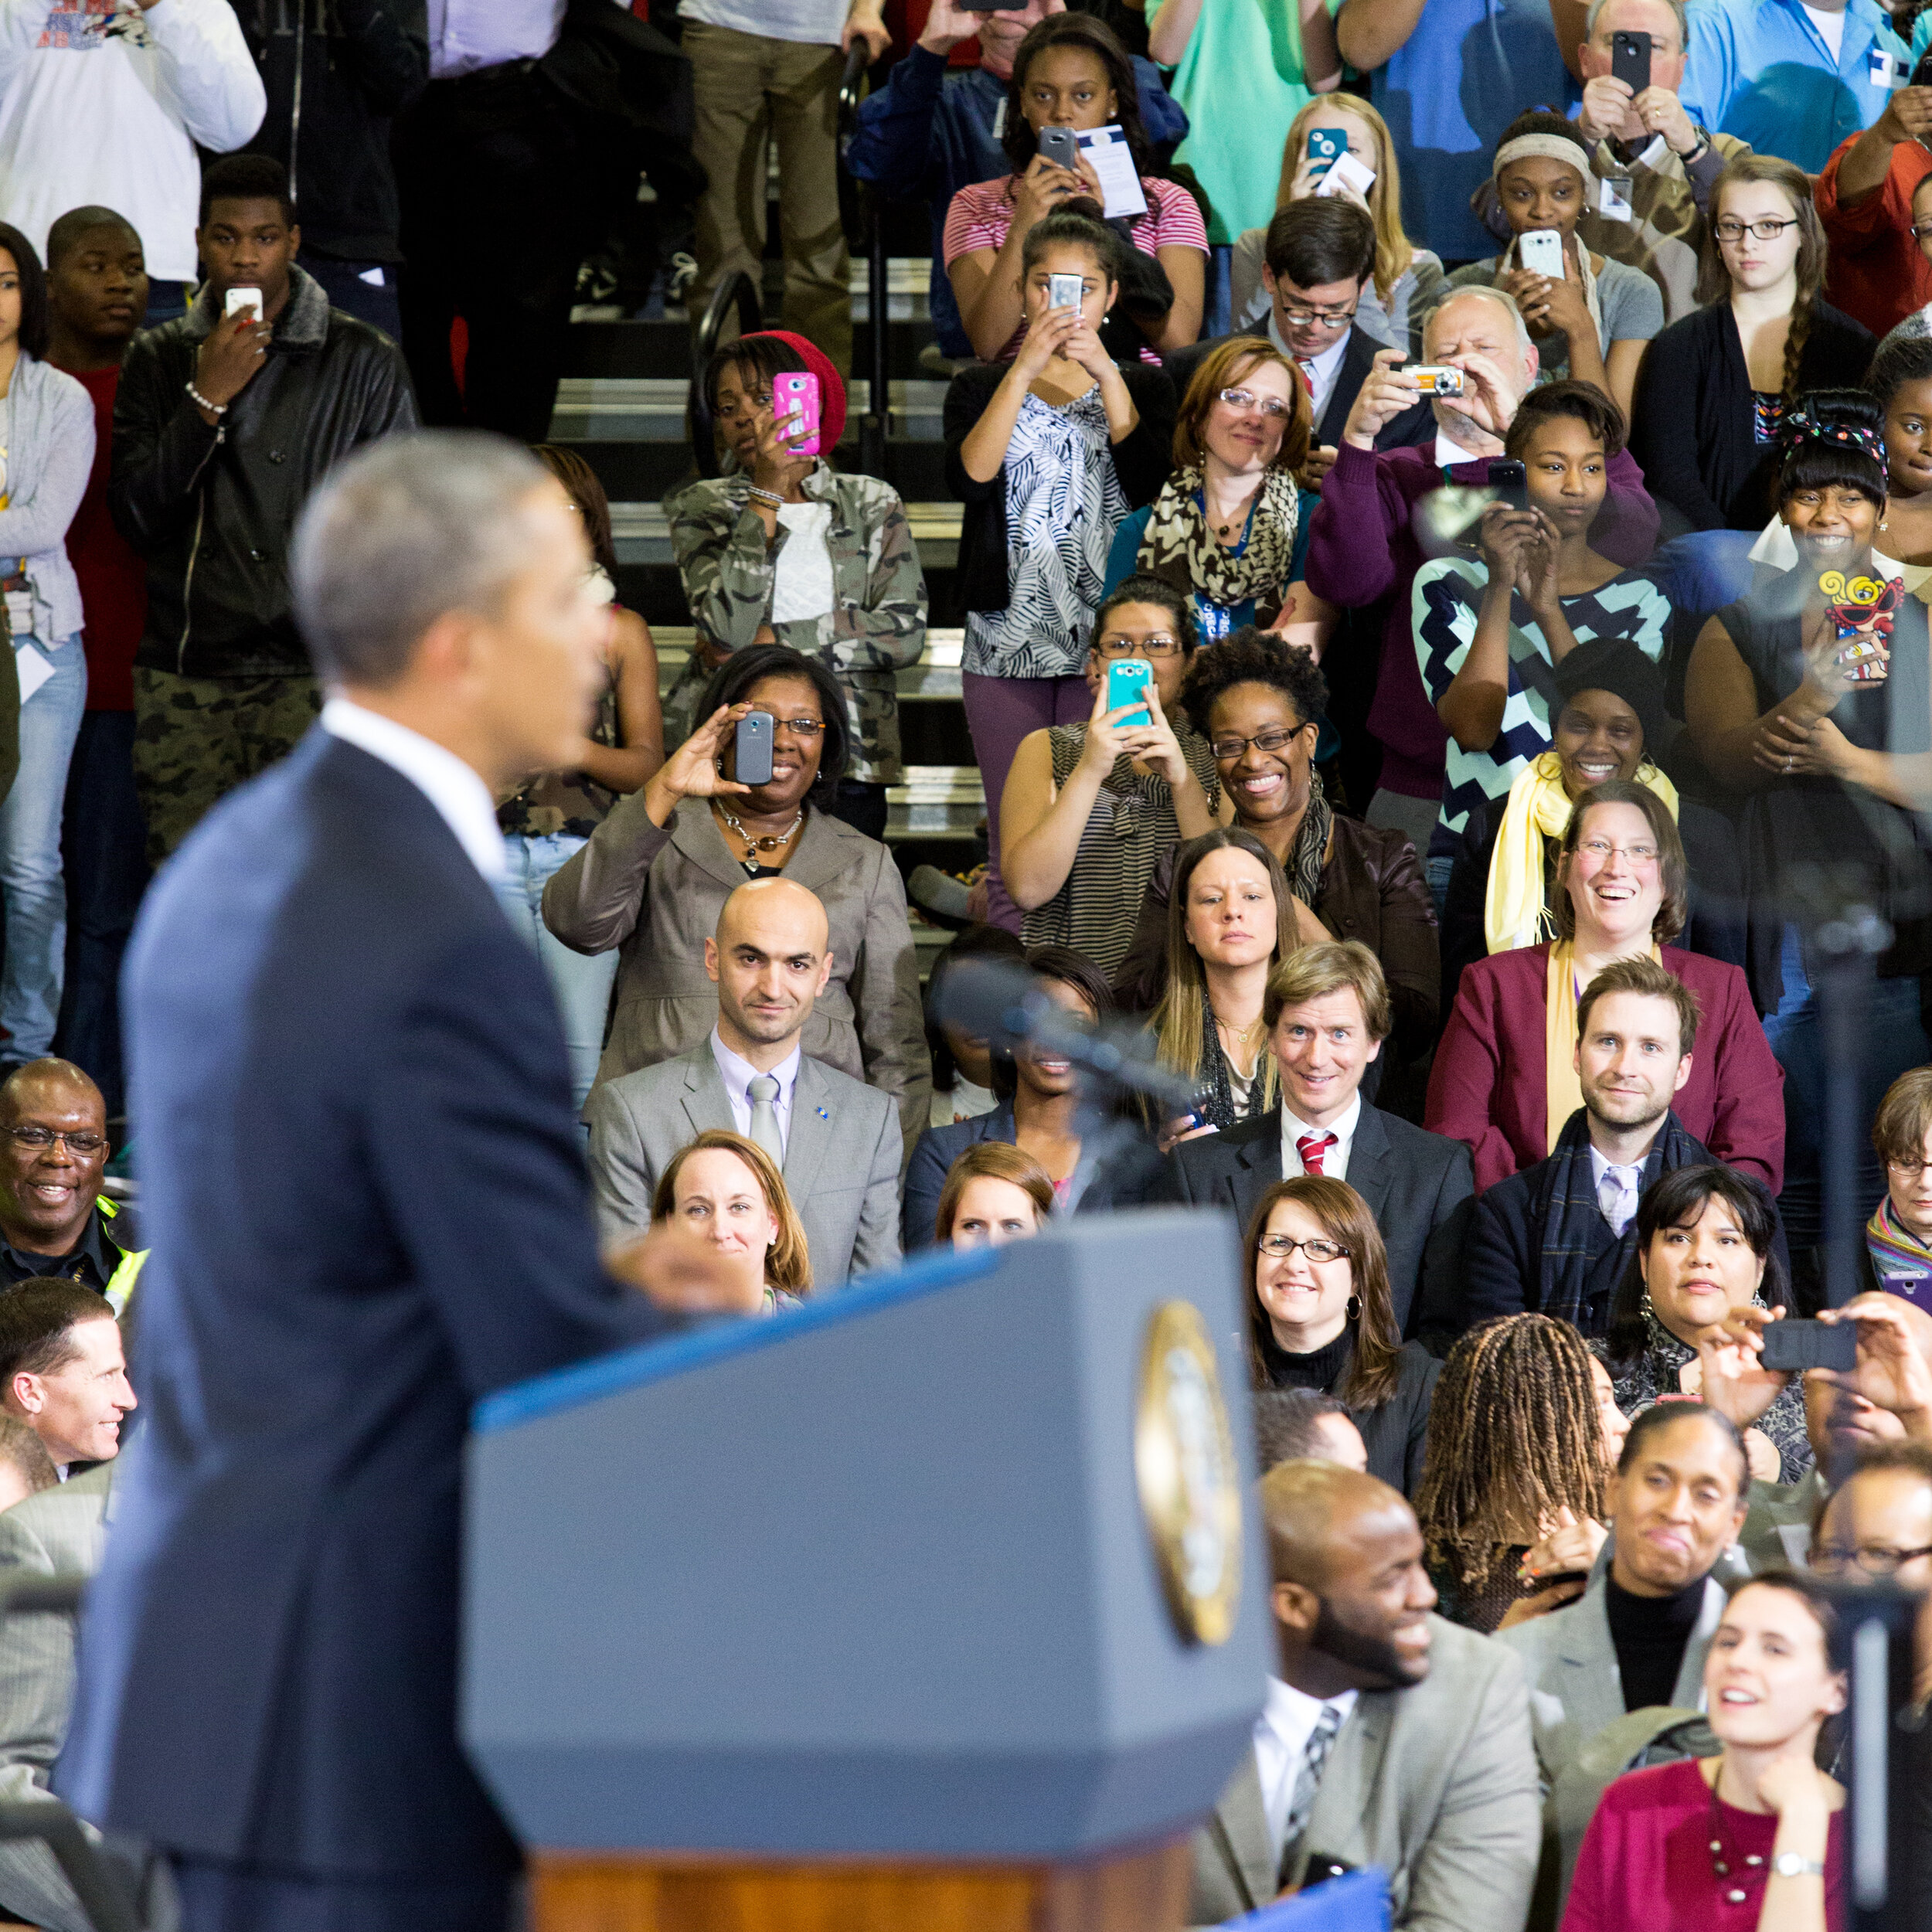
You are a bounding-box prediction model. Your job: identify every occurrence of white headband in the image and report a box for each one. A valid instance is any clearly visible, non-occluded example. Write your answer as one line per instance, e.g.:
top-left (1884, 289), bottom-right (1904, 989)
top-left (1493, 133), bottom-right (1591, 182)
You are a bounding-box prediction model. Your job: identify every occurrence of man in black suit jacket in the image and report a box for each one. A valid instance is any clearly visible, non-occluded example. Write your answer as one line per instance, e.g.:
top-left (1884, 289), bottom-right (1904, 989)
top-left (1164, 199), bottom-right (1432, 468)
top-left (60, 434), bottom-right (758, 1932)
top-left (1150, 943), bottom-right (1471, 1338)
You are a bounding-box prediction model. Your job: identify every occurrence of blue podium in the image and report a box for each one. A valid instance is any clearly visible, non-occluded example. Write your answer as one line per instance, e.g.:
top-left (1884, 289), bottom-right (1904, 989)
top-left (461, 1209), bottom-right (1268, 1932)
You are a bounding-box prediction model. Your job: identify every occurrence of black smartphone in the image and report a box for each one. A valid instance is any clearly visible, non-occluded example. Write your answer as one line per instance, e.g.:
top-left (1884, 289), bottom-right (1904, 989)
top-left (1301, 1856), bottom-right (1359, 1888)
top-left (1489, 457), bottom-right (1529, 513)
top-left (734, 711), bottom-right (774, 786)
top-left (1913, 48), bottom-right (1932, 87)
top-left (1036, 125), bottom-right (1080, 172)
top-left (1760, 1318), bottom-right (1859, 1374)
top-left (1611, 29), bottom-right (1651, 92)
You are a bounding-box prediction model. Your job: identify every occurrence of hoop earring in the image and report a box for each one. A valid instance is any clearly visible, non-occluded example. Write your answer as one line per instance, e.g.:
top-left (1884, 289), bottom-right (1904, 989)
top-left (1346, 1295), bottom-right (1362, 1325)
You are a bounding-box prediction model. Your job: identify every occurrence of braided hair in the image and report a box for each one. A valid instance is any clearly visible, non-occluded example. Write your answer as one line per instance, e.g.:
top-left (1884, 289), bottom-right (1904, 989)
top-left (1413, 1314), bottom-right (1612, 1590)
top-left (1700, 155), bottom-right (1828, 403)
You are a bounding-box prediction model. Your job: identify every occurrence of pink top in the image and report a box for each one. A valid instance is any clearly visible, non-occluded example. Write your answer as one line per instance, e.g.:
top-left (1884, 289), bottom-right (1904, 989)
top-left (1563, 1758), bottom-right (1845, 1932)
top-left (940, 172), bottom-right (1208, 361)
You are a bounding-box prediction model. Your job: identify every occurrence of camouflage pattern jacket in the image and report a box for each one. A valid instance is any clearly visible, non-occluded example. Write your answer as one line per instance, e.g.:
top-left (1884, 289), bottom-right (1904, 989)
top-left (665, 466), bottom-right (927, 784)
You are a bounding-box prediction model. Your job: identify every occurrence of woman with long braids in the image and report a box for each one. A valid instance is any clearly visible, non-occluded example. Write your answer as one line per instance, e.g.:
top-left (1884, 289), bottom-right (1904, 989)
top-left (1416, 1314), bottom-right (1627, 1634)
top-left (1632, 155), bottom-right (1873, 536)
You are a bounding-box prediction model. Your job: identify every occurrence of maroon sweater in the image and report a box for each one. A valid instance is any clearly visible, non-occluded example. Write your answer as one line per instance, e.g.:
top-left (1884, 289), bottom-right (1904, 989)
top-left (1304, 439), bottom-right (1662, 800)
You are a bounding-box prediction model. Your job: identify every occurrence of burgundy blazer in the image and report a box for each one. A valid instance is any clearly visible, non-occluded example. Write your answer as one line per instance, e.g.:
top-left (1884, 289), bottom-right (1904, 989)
top-left (1423, 943), bottom-right (1785, 1196)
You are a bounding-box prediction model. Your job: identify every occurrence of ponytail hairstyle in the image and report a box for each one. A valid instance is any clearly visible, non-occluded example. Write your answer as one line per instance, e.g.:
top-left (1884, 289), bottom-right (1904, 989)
top-left (1018, 208), bottom-right (1127, 292)
top-left (1700, 155), bottom-right (1827, 403)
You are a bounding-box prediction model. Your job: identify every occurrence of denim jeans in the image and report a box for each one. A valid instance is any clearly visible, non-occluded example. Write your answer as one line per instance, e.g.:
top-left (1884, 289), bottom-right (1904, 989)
top-left (496, 832), bottom-right (621, 1112)
top-left (0, 637), bottom-right (86, 1060)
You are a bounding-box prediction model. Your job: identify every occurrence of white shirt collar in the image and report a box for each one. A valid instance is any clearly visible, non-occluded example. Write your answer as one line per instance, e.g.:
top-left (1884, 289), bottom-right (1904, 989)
top-left (1433, 430), bottom-right (1488, 472)
top-left (320, 699), bottom-right (505, 883)
top-left (710, 1029), bottom-right (803, 1113)
top-left (1253, 1674), bottom-right (1359, 1848)
top-left (1282, 1090), bottom-right (1362, 1147)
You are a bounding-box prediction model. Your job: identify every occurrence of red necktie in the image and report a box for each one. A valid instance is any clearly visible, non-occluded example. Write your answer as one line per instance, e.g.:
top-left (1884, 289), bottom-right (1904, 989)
top-left (1298, 359), bottom-right (1317, 394)
top-left (1297, 1132), bottom-right (1335, 1175)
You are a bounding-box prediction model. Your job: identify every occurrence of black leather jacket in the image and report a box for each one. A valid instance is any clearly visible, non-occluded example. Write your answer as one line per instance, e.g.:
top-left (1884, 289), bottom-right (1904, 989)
top-left (111, 266), bottom-right (417, 679)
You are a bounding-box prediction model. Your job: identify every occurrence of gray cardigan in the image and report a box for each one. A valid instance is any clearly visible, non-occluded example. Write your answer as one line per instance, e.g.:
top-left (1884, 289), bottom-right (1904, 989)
top-left (0, 354), bottom-right (94, 647)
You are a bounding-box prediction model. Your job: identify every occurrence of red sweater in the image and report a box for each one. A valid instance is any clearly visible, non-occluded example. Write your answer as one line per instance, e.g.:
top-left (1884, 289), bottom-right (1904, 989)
top-left (1815, 131), bottom-right (1932, 340)
top-left (1424, 941), bottom-right (1785, 1195)
top-left (53, 362), bottom-right (144, 713)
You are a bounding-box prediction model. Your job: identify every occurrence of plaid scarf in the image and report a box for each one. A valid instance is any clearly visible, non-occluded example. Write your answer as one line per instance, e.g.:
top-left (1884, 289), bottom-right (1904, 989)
top-left (1533, 1107), bottom-right (1709, 1329)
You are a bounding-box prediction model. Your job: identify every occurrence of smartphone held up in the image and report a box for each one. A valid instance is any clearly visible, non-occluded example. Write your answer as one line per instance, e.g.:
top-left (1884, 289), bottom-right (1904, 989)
top-left (1106, 658), bottom-right (1153, 728)
top-left (770, 371), bottom-right (821, 457)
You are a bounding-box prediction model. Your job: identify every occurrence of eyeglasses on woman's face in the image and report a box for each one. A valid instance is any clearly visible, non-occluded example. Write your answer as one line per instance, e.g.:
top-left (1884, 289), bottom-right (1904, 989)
top-left (1715, 217), bottom-right (1800, 243)
top-left (1256, 1233), bottom-right (1349, 1263)
top-left (1209, 723), bottom-right (1311, 761)
top-left (1094, 632), bottom-right (1182, 658)
top-left (1574, 836), bottom-right (1660, 866)
top-left (1216, 386), bottom-right (1294, 420)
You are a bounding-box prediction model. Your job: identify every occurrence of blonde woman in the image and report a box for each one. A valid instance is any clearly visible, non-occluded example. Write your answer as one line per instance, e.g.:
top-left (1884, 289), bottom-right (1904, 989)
top-left (1229, 95), bottom-right (1445, 358)
top-left (651, 1130), bottom-right (812, 1311)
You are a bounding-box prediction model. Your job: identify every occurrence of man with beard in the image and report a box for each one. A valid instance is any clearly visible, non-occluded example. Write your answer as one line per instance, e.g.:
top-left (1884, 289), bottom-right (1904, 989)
top-left (586, 876), bottom-right (903, 1287)
top-left (1187, 1461), bottom-right (1539, 1928)
top-left (1445, 958), bottom-right (1714, 1338)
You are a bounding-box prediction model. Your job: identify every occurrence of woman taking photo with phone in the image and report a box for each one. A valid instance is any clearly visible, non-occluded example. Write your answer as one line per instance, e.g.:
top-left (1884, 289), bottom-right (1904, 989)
top-left (1685, 390), bottom-right (1932, 1248)
top-left (542, 644), bottom-right (930, 1149)
top-left (1563, 1570), bottom-right (1846, 1932)
top-left (1445, 111), bottom-right (1664, 420)
top-left (946, 209), bottom-right (1176, 931)
top-left (1243, 1175), bottom-right (1440, 1494)
top-left (667, 330), bottom-right (926, 842)
top-left (999, 576), bottom-right (1223, 978)
top-left (944, 12), bottom-right (1205, 362)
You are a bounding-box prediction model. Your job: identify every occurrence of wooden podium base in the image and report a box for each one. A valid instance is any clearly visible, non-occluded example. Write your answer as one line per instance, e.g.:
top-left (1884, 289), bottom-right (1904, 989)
top-left (529, 1837), bottom-right (1193, 1932)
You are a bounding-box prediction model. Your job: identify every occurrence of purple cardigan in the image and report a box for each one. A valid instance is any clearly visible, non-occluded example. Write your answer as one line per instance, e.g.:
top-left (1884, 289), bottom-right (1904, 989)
top-left (1423, 942), bottom-right (1785, 1196)
top-left (1303, 440), bottom-right (1662, 800)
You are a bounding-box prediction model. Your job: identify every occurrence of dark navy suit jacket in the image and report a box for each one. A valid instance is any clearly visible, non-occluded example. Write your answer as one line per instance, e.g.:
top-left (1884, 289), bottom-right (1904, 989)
top-left (60, 731), bottom-right (675, 1878)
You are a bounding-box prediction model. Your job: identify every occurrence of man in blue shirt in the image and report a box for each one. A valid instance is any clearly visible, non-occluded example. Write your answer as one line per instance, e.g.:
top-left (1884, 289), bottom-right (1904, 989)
top-left (1681, 0), bottom-right (1910, 173)
top-left (845, 0), bottom-right (1186, 360)
top-left (1338, 0), bottom-right (1578, 264)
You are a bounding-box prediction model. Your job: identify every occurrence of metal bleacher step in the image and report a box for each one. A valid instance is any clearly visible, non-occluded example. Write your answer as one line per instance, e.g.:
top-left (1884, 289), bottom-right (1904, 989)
top-left (651, 627), bottom-right (964, 702)
top-left (612, 502), bottom-right (961, 570)
top-left (552, 377), bottom-right (951, 442)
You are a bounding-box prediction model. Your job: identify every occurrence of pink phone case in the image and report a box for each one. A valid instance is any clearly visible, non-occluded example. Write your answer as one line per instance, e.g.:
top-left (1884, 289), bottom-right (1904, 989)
top-left (772, 372), bottom-right (821, 457)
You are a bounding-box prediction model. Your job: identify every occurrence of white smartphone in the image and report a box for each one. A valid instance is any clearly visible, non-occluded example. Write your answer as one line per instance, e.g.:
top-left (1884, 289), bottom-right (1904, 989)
top-left (1517, 229), bottom-right (1565, 277)
top-left (225, 285), bottom-right (262, 321)
top-left (1047, 272), bottom-right (1084, 313)
top-left (1315, 149), bottom-right (1376, 200)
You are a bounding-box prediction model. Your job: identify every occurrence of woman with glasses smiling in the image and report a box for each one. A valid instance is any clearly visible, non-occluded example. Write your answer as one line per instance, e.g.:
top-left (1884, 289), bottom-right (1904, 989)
top-left (1243, 1174), bottom-right (1440, 1494)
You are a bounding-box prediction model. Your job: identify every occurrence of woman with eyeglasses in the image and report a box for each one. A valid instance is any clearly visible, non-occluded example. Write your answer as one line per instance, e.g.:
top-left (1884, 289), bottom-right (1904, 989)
top-left (1853, 1067), bottom-right (1932, 1310)
top-left (1428, 781), bottom-right (1785, 1193)
top-left (543, 644), bottom-right (930, 1147)
top-left (1113, 629), bottom-right (1439, 1074)
top-left (1243, 1175), bottom-right (1440, 1495)
top-left (1103, 338), bottom-right (1334, 654)
top-left (1000, 576), bottom-right (1224, 978)
top-left (1685, 392), bottom-right (1932, 1248)
top-left (666, 330), bottom-right (926, 843)
top-left (1631, 155), bottom-right (1873, 537)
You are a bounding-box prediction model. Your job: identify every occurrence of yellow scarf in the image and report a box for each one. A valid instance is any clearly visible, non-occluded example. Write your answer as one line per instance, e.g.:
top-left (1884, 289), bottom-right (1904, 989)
top-left (1486, 753), bottom-right (1681, 956)
top-left (1545, 937), bottom-right (1663, 1154)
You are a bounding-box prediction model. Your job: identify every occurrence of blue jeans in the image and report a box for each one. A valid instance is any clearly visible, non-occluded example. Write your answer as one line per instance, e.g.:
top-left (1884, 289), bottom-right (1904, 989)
top-left (0, 638), bottom-right (86, 1060)
top-left (496, 832), bottom-right (620, 1112)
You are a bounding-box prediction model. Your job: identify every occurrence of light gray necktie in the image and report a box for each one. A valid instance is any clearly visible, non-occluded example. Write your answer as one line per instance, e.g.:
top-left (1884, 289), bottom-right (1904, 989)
top-left (1278, 1703), bottom-right (1345, 1883)
top-left (747, 1075), bottom-right (784, 1164)
top-left (1598, 1163), bottom-right (1639, 1238)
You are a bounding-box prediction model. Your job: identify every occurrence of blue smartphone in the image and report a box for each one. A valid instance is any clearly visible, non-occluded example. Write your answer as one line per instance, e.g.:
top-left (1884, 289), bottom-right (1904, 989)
top-left (1307, 128), bottom-right (1345, 179)
top-left (1106, 658), bottom-right (1153, 727)
top-left (734, 710), bottom-right (774, 785)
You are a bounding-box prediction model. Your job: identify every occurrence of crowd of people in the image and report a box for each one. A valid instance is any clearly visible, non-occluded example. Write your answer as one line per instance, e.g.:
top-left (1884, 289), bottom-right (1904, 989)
top-left (2, 0), bottom-right (1932, 1926)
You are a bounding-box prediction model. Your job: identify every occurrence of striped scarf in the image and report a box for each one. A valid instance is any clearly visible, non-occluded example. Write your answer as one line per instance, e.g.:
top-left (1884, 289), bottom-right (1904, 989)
top-left (1868, 1194), bottom-right (1932, 1284)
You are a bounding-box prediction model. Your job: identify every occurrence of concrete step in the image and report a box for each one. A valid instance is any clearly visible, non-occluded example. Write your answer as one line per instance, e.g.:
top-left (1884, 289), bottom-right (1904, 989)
top-left (650, 627), bottom-right (968, 700)
top-left (551, 376), bottom-right (951, 442)
top-left (613, 501), bottom-right (961, 570)
top-left (579, 437), bottom-right (950, 510)
top-left (561, 312), bottom-right (942, 382)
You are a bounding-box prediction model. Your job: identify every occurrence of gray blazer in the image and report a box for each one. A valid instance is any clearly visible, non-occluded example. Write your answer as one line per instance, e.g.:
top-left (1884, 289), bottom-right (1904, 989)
top-left (584, 1037), bottom-right (903, 1287)
top-left (543, 795), bottom-right (930, 1153)
top-left (1188, 1617), bottom-right (1540, 1931)
top-left (1738, 1467), bottom-right (1827, 1574)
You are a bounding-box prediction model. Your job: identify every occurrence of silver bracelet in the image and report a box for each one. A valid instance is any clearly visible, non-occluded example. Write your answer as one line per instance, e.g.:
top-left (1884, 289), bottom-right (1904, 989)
top-left (185, 380), bottom-right (228, 417)
top-left (746, 485), bottom-right (784, 509)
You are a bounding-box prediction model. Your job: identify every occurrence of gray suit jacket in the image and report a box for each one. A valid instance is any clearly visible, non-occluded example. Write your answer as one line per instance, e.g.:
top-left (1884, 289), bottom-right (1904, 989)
top-left (1739, 1467), bottom-right (1827, 1573)
top-left (1188, 1617), bottom-right (1540, 1931)
top-left (0, 1464), bottom-right (169, 1932)
top-left (584, 1038), bottom-right (903, 1288)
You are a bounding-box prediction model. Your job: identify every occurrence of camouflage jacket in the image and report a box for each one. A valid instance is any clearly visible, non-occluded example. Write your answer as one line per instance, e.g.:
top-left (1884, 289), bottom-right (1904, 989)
top-left (665, 466), bottom-right (928, 784)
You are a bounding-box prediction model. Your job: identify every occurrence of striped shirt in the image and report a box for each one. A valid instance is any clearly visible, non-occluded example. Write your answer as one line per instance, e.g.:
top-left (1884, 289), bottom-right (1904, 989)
top-left (941, 173), bottom-right (1208, 363)
top-left (1412, 556), bottom-right (1668, 859)
top-left (1019, 720), bottom-right (1222, 978)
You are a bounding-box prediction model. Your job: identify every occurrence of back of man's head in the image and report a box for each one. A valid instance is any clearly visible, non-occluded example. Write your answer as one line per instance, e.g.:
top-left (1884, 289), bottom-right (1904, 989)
top-left (1262, 1458), bottom-right (1406, 1588)
top-left (292, 433), bottom-right (553, 692)
top-left (1253, 1389), bottom-right (1365, 1473)
top-left (1263, 197), bottom-right (1376, 293)
top-left (0, 1412), bottom-right (56, 1510)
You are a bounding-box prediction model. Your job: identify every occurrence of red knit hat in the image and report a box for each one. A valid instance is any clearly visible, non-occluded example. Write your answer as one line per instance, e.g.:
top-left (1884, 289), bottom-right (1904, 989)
top-left (742, 328), bottom-right (848, 454)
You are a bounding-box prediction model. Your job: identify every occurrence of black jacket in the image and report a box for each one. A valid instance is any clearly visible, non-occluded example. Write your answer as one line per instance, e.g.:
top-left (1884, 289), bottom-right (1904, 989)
top-left (1164, 324), bottom-right (1435, 451)
top-left (942, 360), bottom-right (1175, 617)
top-left (1147, 1101), bottom-right (1475, 1339)
top-left (1629, 298), bottom-right (1874, 532)
top-left (242, 0), bottom-right (429, 263)
top-left (112, 268), bottom-right (418, 679)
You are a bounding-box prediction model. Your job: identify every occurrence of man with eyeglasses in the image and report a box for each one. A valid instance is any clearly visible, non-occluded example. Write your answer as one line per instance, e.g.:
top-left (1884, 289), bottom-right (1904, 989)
top-left (1816, 70), bottom-right (1932, 335)
top-left (0, 1061), bottom-right (141, 1311)
top-left (1166, 199), bottom-right (1431, 484)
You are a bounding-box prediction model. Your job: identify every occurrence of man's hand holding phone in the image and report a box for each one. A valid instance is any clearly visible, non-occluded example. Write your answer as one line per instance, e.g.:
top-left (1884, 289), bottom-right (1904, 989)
top-left (190, 296), bottom-right (271, 424)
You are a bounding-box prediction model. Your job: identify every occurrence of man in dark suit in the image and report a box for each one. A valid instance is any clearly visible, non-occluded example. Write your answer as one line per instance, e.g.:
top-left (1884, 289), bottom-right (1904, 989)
top-left (1446, 959), bottom-right (1708, 1343)
top-left (59, 433), bottom-right (759, 1932)
top-left (1151, 943), bottom-right (1471, 1337)
top-left (1164, 199), bottom-right (1432, 475)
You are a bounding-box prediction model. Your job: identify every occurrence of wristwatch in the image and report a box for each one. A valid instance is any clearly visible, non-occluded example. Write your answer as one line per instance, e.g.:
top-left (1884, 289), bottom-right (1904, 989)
top-left (1772, 1853), bottom-right (1826, 1879)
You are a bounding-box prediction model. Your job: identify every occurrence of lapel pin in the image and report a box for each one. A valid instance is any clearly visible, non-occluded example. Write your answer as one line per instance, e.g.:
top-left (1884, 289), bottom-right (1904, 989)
top-left (816, 1106), bottom-right (829, 1120)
